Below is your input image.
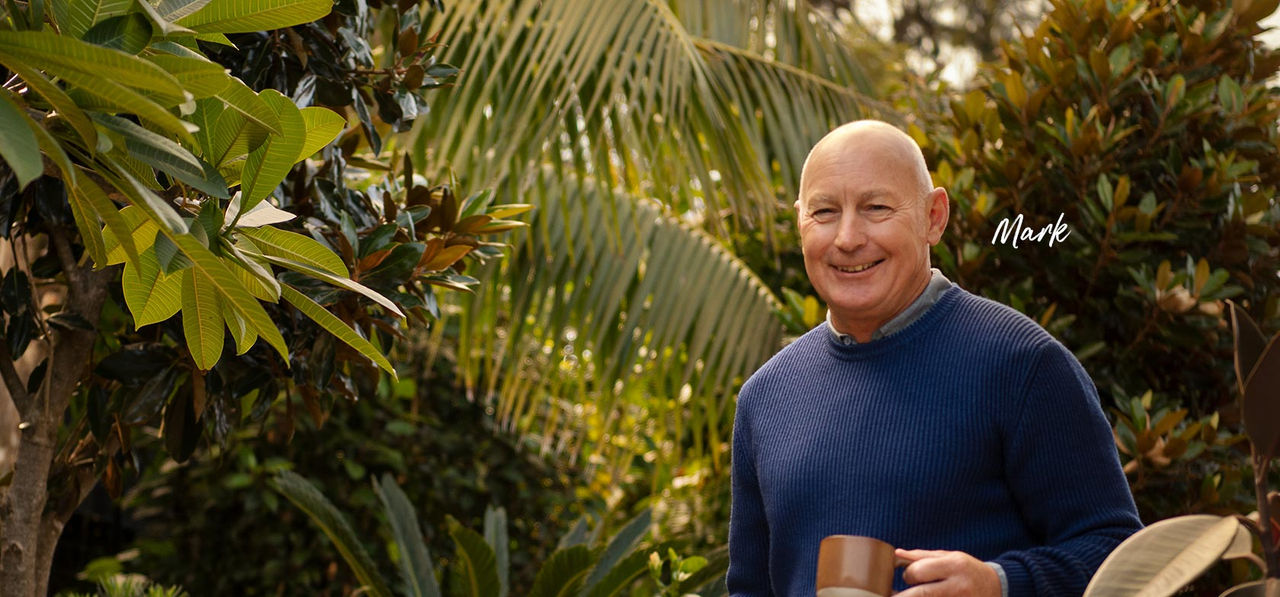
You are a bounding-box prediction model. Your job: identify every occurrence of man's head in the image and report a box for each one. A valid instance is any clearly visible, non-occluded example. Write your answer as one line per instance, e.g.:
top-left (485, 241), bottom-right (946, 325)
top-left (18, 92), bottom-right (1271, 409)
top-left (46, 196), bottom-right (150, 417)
top-left (795, 120), bottom-right (949, 342)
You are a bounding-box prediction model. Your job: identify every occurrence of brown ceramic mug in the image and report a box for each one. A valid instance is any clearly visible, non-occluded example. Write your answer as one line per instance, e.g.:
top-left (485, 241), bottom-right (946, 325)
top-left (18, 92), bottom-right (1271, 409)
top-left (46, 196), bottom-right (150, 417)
top-left (815, 535), bottom-right (896, 597)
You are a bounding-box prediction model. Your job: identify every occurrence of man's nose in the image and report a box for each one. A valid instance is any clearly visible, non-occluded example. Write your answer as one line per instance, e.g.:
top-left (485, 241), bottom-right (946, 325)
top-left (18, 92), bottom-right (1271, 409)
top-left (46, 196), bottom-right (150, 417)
top-left (833, 214), bottom-right (866, 251)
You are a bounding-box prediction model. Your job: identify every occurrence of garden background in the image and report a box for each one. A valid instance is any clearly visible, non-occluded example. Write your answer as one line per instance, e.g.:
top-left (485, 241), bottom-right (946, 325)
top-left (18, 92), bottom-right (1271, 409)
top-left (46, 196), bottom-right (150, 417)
top-left (0, 0), bottom-right (1277, 594)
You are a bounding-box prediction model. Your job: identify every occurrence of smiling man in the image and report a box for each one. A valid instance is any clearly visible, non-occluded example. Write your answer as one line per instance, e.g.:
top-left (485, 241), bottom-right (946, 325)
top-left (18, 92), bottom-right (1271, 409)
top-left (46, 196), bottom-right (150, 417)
top-left (726, 121), bottom-right (1141, 596)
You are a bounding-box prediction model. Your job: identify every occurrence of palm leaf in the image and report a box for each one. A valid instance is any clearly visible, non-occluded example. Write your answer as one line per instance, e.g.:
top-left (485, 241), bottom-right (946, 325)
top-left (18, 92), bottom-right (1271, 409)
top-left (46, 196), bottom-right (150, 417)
top-left (270, 471), bottom-right (394, 597)
top-left (373, 473), bottom-right (440, 597)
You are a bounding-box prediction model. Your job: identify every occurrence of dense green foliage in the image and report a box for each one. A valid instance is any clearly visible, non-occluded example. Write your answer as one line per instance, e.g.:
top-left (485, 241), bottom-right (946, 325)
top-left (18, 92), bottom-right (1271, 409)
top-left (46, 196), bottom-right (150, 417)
top-left (910, 0), bottom-right (1280, 520)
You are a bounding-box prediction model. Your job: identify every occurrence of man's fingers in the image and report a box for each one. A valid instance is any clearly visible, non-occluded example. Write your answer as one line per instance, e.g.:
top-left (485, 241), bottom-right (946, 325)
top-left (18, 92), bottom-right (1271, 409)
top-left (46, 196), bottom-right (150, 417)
top-left (900, 552), bottom-right (960, 585)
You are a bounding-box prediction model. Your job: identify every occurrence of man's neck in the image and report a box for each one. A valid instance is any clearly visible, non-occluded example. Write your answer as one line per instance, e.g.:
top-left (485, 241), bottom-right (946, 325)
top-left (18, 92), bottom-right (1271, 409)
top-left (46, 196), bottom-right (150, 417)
top-left (826, 269), bottom-right (953, 344)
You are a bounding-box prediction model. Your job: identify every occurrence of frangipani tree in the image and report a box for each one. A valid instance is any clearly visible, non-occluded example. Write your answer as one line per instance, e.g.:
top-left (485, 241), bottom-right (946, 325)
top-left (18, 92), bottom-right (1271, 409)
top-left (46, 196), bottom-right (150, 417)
top-left (1084, 300), bottom-right (1280, 597)
top-left (0, 0), bottom-right (517, 593)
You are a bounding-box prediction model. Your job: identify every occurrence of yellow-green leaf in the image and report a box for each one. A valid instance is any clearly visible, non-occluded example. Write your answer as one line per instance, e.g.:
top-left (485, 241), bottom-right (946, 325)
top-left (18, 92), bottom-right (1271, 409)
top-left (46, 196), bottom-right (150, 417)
top-left (240, 89), bottom-right (305, 210)
top-left (238, 225), bottom-right (348, 277)
top-left (147, 54), bottom-right (231, 99)
top-left (297, 106), bottom-right (346, 161)
top-left (173, 233), bottom-right (288, 361)
top-left (54, 0), bottom-right (133, 39)
top-left (220, 297), bottom-right (255, 355)
top-left (281, 284), bottom-right (396, 378)
top-left (1, 58), bottom-right (97, 149)
top-left (176, 0), bottom-right (332, 34)
top-left (260, 253), bottom-right (404, 318)
top-left (182, 267), bottom-right (225, 370)
top-left (215, 77), bottom-right (281, 135)
top-left (123, 244), bottom-right (183, 327)
top-left (101, 204), bottom-right (155, 267)
top-left (0, 31), bottom-right (186, 104)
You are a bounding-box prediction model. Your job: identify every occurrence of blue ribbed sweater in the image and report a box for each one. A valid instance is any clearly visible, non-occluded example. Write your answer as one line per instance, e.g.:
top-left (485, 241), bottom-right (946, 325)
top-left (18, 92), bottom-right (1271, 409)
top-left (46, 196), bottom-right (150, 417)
top-left (727, 286), bottom-right (1141, 596)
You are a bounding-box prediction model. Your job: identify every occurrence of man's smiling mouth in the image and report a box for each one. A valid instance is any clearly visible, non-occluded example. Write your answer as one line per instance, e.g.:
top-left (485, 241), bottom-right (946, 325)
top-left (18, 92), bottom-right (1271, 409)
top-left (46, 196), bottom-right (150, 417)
top-left (833, 260), bottom-right (883, 273)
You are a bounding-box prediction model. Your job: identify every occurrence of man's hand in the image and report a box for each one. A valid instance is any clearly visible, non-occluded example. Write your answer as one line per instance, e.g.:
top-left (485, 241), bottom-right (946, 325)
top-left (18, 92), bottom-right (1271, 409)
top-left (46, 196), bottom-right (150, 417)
top-left (894, 549), bottom-right (1001, 597)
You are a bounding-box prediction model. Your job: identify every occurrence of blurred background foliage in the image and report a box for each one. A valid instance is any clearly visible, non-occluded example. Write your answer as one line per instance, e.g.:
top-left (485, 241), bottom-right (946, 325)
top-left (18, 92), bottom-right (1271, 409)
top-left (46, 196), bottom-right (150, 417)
top-left (40, 0), bottom-right (1280, 594)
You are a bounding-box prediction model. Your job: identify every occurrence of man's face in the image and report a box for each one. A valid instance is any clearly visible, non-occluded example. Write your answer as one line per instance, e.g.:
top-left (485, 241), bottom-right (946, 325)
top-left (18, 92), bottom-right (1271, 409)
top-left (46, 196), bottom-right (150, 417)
top-left (796, 134), bottom-right (947, 340)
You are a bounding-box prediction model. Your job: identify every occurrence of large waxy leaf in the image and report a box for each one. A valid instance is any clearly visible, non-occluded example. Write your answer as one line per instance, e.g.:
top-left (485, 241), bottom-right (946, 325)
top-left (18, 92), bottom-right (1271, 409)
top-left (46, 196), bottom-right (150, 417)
top-left (209, 104), bottom-right (269, 167)
top-left (448, 517), bottom-right (502, 597)
top-left (122, 244), bottom-right (183, 327)
top-left (1229, 301), bottom-right (1269, 395)
top-left (281, 285), bottom-right (396, 377)
top-left (101, 204), bottom-right (155, 266)
top-left (100, 161), bottom-right (188, 234)
top-left (271, 471), bottom-right (394, 597)
top-left (0, 91), bottom-right (42, 190)
top-left (182, 268), bottom-right (225, 370)
top-left (189, 97), bottom-right (224, 159)
top-left (237, 225), bottom-right (348, 277)
top-left (1083, 515), bottom-right (1243, 597)
top-left (93, 113), bottom-right (228, 199)
top-left (77, 176), bottom-right (140, 270)
top-left (297, 106), bottom-right (347, 161)
top-left (527, 545), bottom-right (594, 597)
top-left (220, 298), bottom-right (254, 354)
top-left (373, 474), bottom-right (440, 597)
top-left (132, 0), bottom-right (198, 37)
top-left (176, 0), bottom-right (333, 34)
top-left (155, 0), bottom-right (216, 21)
top-left (1244, 334), bottom-right (1280, 461)
top-left (240, 89), bottom-right (305, 210)
top-left (0, 31), bottom-right (186, 104)
top-left (147, 54), bottom-right (232, 99)
top-left (53, 0), bottom-right (133, 39)
top-left (60, 69), bottom-right (198, 145)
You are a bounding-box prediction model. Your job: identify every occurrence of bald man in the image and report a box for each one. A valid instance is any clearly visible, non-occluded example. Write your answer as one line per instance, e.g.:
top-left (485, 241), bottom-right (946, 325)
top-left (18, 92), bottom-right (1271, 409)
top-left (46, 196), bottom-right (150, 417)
top-left (726, 121), bottom-right (1141, 596)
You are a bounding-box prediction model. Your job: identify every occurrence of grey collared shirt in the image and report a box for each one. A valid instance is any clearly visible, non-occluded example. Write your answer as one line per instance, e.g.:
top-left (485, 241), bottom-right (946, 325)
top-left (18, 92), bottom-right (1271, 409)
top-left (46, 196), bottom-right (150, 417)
top-left (822, 268), bottom-right (1010, 597)
top-left (825, 268), bottom-right (954, 344)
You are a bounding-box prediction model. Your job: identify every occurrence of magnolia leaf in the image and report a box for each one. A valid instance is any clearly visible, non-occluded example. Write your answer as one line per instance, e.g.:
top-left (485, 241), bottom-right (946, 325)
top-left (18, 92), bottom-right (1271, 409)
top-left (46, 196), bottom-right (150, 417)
top-left (1083, 515), bottom-right (1242, 597)
top-left (123, 244), bottom-right (183, 327)
top-left (54, 0), bottom-right (133, 39)
top-left (182, 268), bottom-right (225, 370)
top-left (297, 106), bottom-right (346, 161)
top-left (281, 285), bottom-right (396, 378)
top-left (238, 225), bottom-right (348, 277)
top-left (176, 0), bottom-right (333, 34)
top-left (1229, 301), bottom-right (1269, 395)
top-left (0, 91), bottom-right (42, 190)
top-left (240, 89), bottom-right (305, 210)
top-left (1243, 334), bottom-right (1280, 461)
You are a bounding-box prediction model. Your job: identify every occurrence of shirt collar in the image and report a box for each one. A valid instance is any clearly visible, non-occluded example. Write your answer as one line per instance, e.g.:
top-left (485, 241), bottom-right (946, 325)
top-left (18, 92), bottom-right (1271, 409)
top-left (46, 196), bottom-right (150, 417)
top-left (826, 269), bottom-right (953, 345)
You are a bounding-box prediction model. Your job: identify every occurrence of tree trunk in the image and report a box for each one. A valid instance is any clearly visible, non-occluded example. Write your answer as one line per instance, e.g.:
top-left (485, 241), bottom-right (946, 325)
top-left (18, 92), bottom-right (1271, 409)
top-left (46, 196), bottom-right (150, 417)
top-left (0, 229), bottom-right (113, 595)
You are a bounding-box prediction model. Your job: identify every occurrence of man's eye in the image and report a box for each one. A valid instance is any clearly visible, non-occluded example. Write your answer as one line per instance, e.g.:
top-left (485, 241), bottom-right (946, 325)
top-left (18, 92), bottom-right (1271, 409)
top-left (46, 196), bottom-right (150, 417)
top-left (812, 208), bottom-right (835, 216)
top-left (868, 204), bottom-right (890, 212)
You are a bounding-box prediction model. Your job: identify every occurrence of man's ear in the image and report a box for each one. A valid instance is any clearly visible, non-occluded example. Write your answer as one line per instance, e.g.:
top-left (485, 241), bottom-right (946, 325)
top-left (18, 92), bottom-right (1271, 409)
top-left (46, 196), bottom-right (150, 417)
top-left (793, 197), bottom-right (802, 212)
top-left (925, 187), bottom-right (950, 245)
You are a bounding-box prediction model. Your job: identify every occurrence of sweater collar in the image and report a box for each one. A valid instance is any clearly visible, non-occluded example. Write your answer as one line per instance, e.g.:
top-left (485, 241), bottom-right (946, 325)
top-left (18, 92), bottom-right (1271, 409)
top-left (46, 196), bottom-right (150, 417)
top-left (825, 269), bottom-right (954, 345)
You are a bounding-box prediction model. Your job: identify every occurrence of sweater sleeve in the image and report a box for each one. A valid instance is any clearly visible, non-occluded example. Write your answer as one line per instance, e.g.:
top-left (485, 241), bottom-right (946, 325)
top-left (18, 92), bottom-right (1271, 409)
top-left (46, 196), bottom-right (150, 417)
top-left (727, 395), bottom-right (772, 596)
top-left (993, 340), bottom-right (1143, 596)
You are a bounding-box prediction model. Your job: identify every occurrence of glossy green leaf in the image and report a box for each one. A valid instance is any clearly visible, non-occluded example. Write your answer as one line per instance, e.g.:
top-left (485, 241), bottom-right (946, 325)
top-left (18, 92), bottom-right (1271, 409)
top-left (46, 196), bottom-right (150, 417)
top-left (373, 474), bottom-right (439, 597)
top-left (237, 225), bottom-right (348, 277)
top-left (54, 0), bottom-right (132, 39)
top-left (82, 13), bottom-right (152, 53)
top-left (240, 89), bottom-right (305, 210)
top-left (189, 96), bottom-right (224, 159)
top-left (448, 517), bottom-right (501, 597)
top-left (0, 90), bottom-right (43, 190)
top-left (176, 0), bottom-right (332, 34)
top-left (282, 285), bottom-right (395, 377)
top-left (271, 471), bottom-right (394, 597)
top-left (99, 161), bottom-right (188, 234)
top-left (93, 113), bottom-right (228, 199)
top-left (155, 0), bottom-right (216, 21)
top-left (1083, 515), bottom-right (1242, 597)
top-left (182, 268), bottom-right (224, 370)
top-left (59, 69), bottom-right (198, 145)
top-left (122, 244), bottom-right (183, 327)
top-left (297, 106), bottom-right (346, 161)
top-left (209, 103), bottom-right (269, 167)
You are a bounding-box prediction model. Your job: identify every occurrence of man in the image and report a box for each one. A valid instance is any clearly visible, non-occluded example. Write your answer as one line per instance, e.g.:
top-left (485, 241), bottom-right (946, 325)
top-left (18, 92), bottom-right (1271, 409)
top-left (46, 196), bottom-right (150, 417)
top-left (727, 120), bottom-right (1141, 596)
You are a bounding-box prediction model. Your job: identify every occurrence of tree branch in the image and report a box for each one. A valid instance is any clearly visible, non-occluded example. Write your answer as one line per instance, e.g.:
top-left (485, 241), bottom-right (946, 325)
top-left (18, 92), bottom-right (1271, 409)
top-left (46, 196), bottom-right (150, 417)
top-left (0, 327), bottom-right (31, 417)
